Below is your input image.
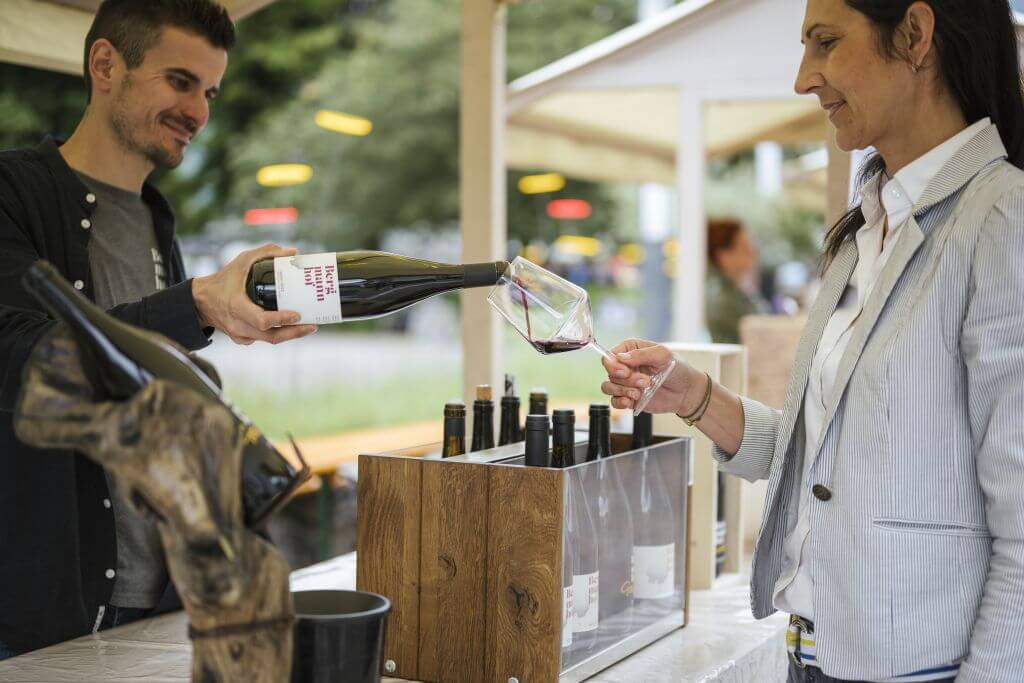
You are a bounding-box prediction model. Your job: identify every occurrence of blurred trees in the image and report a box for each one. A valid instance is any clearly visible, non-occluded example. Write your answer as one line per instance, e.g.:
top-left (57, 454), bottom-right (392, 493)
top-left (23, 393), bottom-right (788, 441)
top-left (0, 0), bottom-right (638, 245)
top-left (227, 0), bottom-right (637, 248)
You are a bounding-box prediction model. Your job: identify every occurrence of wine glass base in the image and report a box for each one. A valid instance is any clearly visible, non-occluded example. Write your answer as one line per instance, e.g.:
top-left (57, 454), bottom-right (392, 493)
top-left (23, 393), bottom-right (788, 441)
top-left (633, 359), bottom-right (677, 416)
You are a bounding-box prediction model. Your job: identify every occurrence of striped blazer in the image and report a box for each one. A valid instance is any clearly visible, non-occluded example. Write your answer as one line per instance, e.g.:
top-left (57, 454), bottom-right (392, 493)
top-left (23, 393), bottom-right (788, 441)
top-left (714, 124), bottom-right (1024, 682)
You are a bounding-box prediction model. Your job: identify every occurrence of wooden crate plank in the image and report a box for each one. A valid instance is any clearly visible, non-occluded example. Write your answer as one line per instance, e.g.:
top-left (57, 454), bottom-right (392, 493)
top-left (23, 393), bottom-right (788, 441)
top-left (484, 465), bottom-right (564, 682)
top-left (419, 460), bottom-right (490, 682)
top-left (356, 454), bottom-right (422, 680)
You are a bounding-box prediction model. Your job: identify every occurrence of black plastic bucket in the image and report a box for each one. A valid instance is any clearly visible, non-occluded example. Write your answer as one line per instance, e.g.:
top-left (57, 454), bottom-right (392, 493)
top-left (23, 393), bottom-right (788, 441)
top-left (290, 589), bottom-right (391, 683)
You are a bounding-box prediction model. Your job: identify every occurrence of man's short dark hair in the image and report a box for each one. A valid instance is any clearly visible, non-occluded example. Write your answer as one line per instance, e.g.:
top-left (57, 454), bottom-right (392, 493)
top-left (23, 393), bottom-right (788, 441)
top-left (83, 0), bottom-right (236, 101)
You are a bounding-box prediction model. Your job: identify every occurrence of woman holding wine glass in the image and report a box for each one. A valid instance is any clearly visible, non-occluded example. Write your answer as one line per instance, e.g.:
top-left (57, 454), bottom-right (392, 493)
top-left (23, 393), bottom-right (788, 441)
top-left (602, 1), bottom-right (1024, 681)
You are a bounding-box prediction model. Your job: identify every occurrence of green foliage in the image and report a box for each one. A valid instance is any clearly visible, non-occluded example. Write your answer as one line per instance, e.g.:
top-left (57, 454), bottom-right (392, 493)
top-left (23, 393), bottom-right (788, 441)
top-left (0, 64), bottom-right (85, 149)
top-left (229, 0), bottom-right (637, 249)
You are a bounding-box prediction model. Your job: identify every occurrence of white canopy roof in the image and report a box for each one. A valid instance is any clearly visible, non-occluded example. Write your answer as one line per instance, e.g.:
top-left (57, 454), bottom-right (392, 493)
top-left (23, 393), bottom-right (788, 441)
top-left (0, 0), bottom-right (276, 75)
top-left (506, 0), bottom-right (1024, 185)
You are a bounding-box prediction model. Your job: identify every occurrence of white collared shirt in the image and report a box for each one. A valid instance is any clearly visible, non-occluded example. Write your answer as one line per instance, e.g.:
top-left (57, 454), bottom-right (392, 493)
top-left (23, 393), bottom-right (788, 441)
top-left (772, 118), bottom-right (992, 625)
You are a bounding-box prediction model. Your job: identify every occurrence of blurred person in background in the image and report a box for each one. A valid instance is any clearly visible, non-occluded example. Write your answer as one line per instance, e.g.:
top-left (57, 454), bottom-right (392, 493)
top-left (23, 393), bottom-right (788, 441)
top-left (603, 0), bottom-right (1024, 680)
top-left (0, 0), bottom-right (315, 660)
top-left (705, 217), bottom-right (768, 343)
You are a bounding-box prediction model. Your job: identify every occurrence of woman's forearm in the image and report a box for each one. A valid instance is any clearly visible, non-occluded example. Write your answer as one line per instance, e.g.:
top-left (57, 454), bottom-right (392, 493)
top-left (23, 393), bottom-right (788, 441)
top-left (674, 367), bottom-right (745, 457)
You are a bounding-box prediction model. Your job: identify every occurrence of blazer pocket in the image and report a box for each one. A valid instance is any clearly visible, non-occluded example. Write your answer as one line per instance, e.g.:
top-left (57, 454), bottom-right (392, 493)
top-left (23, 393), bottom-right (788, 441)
top-left (872, 517), bottom-right (991, 538)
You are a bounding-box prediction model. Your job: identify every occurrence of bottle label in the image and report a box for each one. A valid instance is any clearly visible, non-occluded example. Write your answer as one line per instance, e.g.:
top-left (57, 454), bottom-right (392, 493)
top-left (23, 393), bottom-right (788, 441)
top-left (273, 253), bottom-right (343, 325)
top-left (562, 585), bottom-right (573, 648)
top-left (572, 572), bottom-right (599, 632)
top-left (632, 544), bottom-right (675, 599)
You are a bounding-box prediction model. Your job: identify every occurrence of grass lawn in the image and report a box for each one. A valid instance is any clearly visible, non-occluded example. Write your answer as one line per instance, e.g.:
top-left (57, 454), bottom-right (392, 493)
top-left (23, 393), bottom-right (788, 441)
top-left (227, 335), bottom-right (616, 439)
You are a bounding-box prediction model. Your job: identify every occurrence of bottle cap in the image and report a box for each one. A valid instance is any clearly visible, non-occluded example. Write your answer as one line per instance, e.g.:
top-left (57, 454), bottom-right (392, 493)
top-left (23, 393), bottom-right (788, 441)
top-left (475, 384), bottom-right (492, 401)
top-left (504, 374), bottom-right (516, 397)
top-left (444, 401), bottom-right (466, 417)
top-left (552, 409), bottom-right (575, 425)
top-left (525, 414), bottom-right (549, 430)
top-left (529, 388), bottom-right (548, 399)
top-left (589, 403), bottom-right (610, 415)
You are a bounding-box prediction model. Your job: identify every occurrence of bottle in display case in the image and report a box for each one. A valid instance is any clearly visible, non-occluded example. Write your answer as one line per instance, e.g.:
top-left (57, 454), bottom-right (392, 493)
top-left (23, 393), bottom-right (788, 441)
top-left (587, 404), bottom-right (635, 637)
top-left (630, 413), bottom-right (676, 619)
top-left (524, 414), bottom-right (550, 468)
top-left (555, 409), bottom-right (599, 659)
top-left (715, 472), bottom-right (727, 576)
top-left (470, 384), bottom-right (495, 452)
top-left (442, 401), bottom-right (466, 458)
top-left (498, 375), bottom-right (522, 446)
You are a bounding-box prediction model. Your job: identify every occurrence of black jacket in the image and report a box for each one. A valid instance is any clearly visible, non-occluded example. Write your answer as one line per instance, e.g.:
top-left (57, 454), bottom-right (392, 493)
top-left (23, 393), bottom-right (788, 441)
top-left (0, 137), bottom-right (211, 653)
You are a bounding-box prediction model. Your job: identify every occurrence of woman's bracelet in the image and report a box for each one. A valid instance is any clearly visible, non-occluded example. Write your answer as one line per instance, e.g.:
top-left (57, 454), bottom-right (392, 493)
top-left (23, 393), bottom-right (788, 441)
top-left (678, 371), bottom-right (713, 427)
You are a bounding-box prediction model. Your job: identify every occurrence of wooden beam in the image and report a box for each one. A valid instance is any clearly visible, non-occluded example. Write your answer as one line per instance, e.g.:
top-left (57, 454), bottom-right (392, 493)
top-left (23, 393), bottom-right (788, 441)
top-left (460, 0), bottom-right (507, 405)
top-left (672, 88), bottom-right (706, 341)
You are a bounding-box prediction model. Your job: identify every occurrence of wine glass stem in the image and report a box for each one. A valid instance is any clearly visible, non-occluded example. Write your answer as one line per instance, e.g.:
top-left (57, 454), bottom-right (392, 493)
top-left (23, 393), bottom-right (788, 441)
top-left (588, 339), bottom-right (618, 365)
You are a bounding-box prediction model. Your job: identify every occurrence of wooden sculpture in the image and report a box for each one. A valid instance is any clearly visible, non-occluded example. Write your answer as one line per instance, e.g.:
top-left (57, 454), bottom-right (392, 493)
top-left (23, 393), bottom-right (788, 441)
top-left (14, 327), bottom-right (294, 682)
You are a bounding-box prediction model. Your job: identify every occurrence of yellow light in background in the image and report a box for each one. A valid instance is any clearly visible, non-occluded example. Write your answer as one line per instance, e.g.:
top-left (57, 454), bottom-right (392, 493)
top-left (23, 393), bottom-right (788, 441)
top-left (257, 164), bottom-right (313, 187)
top-left (618, 243), bottom-right (646, 265)
top-left (314, 110), bottom-right (373, 136)
top-left (662, 239), bottom-right (679, 258)
top-left (518, 172), bottom-right (566, 195)
top-left (553, 234), bottom-right (602, 258)
top-left (663, 258), bottom-right (677, 279)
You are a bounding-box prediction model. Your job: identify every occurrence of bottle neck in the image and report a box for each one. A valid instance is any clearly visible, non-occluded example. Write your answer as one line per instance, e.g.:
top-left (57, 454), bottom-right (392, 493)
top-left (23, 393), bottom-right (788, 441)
top-left (551, 423), bottom-right (575, 468)
top-left (524, 428), bottom-right (549, 467)
top-left (443, 417), bottom-right (465, 458)
top-left (587, 414), bottom-right (612, 461)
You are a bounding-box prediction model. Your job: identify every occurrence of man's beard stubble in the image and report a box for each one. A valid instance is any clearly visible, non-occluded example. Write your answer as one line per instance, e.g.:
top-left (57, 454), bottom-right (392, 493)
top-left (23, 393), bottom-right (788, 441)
top-left (109, 75), bottom-right (186, 170)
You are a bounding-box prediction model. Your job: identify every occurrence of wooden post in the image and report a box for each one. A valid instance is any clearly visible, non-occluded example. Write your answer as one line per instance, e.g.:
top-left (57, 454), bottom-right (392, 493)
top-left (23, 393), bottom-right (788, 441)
top-left (460, 0), bottom-right (507, 404)
top-left (654, 343), bottom-right (747, 590)
top-left (672, 88), bottom-right (707, 342)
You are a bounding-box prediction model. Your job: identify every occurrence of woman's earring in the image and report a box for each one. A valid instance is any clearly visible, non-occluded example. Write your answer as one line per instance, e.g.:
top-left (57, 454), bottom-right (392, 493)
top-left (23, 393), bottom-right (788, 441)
top-left (911, 63), bottom-right (921, 74)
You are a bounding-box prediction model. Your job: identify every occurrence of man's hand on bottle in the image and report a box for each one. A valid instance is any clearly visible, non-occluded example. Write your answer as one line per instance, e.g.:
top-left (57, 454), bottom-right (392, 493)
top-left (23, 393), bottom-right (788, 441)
top-left (600, 338), bottom-right (702, 414)
top-left (192, 243), bottom-right (318, 346)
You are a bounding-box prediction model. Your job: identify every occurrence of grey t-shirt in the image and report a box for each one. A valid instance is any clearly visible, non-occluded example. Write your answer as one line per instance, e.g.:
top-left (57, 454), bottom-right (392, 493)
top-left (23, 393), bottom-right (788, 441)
top-left (75, 170), bottom-right (169, 609)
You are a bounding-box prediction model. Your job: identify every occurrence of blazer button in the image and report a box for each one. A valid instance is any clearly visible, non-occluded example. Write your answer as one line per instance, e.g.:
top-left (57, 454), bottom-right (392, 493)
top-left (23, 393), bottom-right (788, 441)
top-left (812, 484), bottom-right (832, 501)
top-left (73, 280), bottom-right (85, 290)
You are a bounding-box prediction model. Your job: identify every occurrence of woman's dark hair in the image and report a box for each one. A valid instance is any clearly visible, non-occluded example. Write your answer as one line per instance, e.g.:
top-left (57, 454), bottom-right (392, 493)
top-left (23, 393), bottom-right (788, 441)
top-left (707, 218), bottom-right (744, 272)
top-left (83, 0), bottom-right (236, 103)
top-left (823, 0), bottom-right (1024, 264)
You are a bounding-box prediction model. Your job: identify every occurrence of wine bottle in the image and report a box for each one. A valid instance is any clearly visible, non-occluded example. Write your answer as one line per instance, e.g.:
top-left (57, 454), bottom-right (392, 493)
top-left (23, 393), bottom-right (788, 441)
top-left (246, 251), bottom-right (508, 325)
top-left (470, 384), bottom-right (495, 452)
top-left (569, 448), bottom-right (598, 655)
top-left (631, 448), bottom-right (676, 618)
top-left (528, 388), bottom-right (548, 417)
top-left (498, 375), bottom-right (522, 446)
top-left (561, 497), bottom-right (575, 655)
top-left (523, 414), bottom-right (550, 467)
top-left (632, 411), bottom-right (653, 449)
top-left (715, 472), bottom-right (727, 576)
top-left (588, 404), bottom-right (635, 635)
top-left (551, 409), bottom-right (576, 468)
top-left (21, 260), bottom-right (307, 526)
top-left (442, 401), bottom-right (466, 458)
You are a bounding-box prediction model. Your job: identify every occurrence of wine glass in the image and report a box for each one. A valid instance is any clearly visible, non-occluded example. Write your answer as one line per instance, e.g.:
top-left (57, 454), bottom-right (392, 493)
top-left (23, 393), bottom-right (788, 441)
top-left (488, 256), bottom-right (675, 416)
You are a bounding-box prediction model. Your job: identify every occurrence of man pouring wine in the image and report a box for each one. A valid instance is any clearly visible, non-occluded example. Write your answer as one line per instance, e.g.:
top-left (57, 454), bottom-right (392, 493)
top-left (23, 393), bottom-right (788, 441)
top-left (0, 0), bottom-right (316, 659)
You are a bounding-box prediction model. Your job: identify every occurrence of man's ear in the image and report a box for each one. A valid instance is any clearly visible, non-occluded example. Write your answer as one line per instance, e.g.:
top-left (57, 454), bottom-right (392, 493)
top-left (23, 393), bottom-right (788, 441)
top-left (88, 38), bottom-right (123, 98)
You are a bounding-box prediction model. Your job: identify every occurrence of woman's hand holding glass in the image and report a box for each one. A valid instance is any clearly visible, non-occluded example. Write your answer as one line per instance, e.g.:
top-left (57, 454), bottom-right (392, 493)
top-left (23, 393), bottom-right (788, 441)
top-left (600, 339), bottom-right (703, 415)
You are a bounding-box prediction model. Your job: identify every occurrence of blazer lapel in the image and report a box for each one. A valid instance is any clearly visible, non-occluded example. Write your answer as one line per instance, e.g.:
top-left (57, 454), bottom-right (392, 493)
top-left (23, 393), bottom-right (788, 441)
top-left (819, 215), bottom-right (925, 433)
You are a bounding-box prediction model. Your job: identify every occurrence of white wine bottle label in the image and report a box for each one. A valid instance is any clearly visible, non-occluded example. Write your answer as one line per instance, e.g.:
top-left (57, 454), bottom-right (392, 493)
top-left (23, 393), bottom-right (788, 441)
top-left (632, 544), bottom-right (675, 599)
top-left (562, 585), bottom-right (573, 648)
top-left (273, 253), bottom-right (343, 325)
top-left (572, 572), bottom-right (599, 632)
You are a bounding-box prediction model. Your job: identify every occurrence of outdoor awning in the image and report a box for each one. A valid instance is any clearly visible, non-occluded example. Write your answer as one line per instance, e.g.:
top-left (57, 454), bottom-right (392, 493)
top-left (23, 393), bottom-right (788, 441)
top-left (506, 0), bottom-right (1024, 187)
top-left (0, 0), bottom-right (276, 75)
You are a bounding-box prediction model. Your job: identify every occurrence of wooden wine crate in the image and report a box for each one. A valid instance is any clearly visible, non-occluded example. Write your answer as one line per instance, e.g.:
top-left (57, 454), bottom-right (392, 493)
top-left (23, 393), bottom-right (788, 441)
top-left (357, 434), bottom-right (692, 683)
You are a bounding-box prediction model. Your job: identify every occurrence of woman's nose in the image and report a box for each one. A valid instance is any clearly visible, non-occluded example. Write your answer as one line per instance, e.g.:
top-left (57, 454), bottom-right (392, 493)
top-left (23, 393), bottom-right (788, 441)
top-left (794, 56), bottom-right (824, 95)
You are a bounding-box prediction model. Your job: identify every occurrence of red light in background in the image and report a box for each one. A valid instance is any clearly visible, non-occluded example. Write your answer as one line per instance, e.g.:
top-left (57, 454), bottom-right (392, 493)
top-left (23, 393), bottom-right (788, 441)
top-left (546, 198), bottom-right (592, 220)
top-left (245, 207), bottom-right (299, 225)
